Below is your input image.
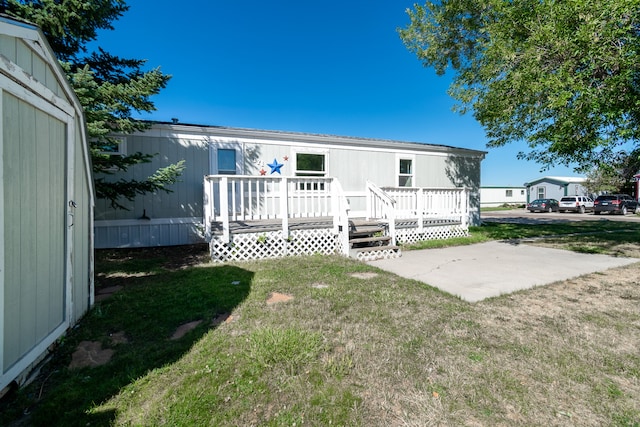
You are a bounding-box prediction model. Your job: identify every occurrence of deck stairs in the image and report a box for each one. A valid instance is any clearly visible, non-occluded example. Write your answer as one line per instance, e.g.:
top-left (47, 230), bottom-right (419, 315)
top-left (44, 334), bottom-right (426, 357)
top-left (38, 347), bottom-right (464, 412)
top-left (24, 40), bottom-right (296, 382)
top-left (348, 219), bottom-right (401, 261)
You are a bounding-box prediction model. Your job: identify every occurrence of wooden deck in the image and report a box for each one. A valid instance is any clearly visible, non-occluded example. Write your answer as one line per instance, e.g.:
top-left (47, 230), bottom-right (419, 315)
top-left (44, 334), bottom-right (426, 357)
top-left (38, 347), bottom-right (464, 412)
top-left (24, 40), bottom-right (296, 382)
top-left (210, 216), bottom-right (335, 235)
top-left (209, 216), bottom-right (462, 235)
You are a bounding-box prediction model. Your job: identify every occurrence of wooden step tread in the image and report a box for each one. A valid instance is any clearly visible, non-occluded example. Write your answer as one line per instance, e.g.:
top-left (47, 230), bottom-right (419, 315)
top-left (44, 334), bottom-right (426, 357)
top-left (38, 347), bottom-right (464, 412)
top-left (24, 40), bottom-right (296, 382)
top-left (349, 227), bottom-right (385, 237)
top-left (349, 235), bottom-right (391, 245)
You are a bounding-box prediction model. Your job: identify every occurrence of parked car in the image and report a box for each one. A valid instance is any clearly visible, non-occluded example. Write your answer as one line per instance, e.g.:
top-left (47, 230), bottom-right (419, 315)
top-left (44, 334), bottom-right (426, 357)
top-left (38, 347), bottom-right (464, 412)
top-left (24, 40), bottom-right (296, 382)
top-left (527, 198), bottom-right (559, 212)
top-left (559, 196), bottom-right (594, 213)
top-left (593, 194), bottom-right (639, 215)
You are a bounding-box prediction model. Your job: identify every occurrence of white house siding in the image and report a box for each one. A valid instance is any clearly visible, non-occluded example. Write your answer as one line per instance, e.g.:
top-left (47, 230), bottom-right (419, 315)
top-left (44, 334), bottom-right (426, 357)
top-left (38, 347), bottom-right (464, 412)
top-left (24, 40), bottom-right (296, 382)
top-left (0, 16), bottom-right (94, 391)
top-left (480, 187), bottom-right (527, 207)
top-left (94, 123), bottom-right (485, 248)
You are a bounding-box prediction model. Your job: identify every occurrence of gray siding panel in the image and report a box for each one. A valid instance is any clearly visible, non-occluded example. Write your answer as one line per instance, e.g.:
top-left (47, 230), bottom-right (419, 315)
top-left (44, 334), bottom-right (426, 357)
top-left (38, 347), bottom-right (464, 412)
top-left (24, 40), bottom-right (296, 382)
top-left (94, 136), bottom-right (208, 221)
top-left (94, 219), bottom-right (204, 249)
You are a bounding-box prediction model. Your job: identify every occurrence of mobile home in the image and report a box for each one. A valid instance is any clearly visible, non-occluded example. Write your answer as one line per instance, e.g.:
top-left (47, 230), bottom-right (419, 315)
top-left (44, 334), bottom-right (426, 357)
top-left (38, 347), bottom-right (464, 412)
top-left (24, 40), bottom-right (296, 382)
top-left (524, 176), bottom-right (588, 202)
top-left (95, 122), bottom-right (486, 260)
top-left (480, 186), bottom-right (527, 207)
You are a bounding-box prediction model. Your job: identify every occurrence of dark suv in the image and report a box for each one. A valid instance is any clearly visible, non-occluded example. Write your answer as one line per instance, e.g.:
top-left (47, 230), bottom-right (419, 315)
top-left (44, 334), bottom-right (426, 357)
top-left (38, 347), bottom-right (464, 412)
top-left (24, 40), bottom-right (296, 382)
top-left (593, 194), bottom-right (639, 215)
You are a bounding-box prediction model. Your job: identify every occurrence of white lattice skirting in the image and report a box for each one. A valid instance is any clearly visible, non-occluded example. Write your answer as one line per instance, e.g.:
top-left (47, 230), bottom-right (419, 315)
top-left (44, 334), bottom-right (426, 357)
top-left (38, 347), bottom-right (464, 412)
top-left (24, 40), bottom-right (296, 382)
top-left (354, 248), bottom-right (402, 262)
top-left (395, 225), bottom-right (468, 246)
top-left (210, 228), bottom-right (339, 262)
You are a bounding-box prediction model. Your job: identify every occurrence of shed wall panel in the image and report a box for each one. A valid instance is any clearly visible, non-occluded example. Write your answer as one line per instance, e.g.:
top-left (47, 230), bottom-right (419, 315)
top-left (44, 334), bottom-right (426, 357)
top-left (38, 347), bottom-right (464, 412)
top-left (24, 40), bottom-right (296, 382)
top-left (73, 125), bottom-right (91, 322)
top-left (48, 116), bottom-right (65, 328)
top-left (0, 34), bottom-right (16, 62)
top-left (18, 96), bottom-right (38, 356)
top-left (3, 92), bottom-right (20, 369)
top-left (3, 93), bottom-right (66, 371)
top-left (35, 105), bottom-right (52, 342)
top-left (15, 39), bottom-right (32, 76)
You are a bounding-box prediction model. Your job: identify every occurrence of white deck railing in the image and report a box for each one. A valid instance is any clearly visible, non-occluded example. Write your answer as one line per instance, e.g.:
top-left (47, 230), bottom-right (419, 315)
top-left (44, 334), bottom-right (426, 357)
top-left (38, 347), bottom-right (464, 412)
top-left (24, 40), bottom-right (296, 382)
top-left (204, 175), bottom-right (350, 247)
top-left (365, 181), bottom-right (397, 245)
top-left (381, 186), bottom-right (470, 232)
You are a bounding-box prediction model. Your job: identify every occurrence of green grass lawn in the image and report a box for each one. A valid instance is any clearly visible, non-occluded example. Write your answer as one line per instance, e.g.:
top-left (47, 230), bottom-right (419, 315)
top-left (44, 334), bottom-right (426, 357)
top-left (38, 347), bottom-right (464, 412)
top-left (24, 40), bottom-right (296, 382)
top-left (2, 222), bottom-right (640, 426)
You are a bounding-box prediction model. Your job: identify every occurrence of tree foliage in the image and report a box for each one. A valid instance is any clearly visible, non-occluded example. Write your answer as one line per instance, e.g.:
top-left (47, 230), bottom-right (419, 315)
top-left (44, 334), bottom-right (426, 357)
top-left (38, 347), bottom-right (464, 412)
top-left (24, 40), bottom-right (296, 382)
top-left (584, 149), bottom-right (640, 194)
top-left (6, 0), bottom-right (185, 208)
top-left (399, 0), bottom-right (640, 171)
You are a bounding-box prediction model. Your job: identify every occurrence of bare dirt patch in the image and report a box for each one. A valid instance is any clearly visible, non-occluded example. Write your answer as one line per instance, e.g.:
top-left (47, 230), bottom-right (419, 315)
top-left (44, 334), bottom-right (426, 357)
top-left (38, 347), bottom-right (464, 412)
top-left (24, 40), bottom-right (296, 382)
top-left (350, 272), bottom-right (379, 279)
top-left (266, 292), bottom-right (294, 305)
top-left (211, 313), bottom-right (234, 326)
top-left (68, 341), bottom-right (115, 369)
top-left (170, 320), bottom-right (203, 340)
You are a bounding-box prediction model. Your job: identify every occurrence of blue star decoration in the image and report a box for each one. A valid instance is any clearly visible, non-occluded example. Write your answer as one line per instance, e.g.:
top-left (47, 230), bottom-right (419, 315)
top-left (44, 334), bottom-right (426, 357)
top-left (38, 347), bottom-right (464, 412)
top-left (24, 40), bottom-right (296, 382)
top-left (267, 158), bottom-right (284, 174)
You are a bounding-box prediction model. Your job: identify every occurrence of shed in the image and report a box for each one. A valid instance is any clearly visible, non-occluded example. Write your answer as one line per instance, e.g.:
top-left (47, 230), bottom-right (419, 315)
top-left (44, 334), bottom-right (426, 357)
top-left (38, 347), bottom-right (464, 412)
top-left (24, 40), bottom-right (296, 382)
top-left (95, 122), bottom-right (485, 260)
top-left (0, 15), bottom-right (94, 391)
top-left (524, 176), bottom-right (588, 202)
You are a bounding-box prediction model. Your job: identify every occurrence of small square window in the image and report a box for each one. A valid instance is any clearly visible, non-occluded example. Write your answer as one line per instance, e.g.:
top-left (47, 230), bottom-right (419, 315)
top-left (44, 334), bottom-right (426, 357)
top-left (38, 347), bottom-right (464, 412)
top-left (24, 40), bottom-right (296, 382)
top-left (506, 190), bottom-right (513, 197)
top-left (218, 149), bottom-right (236, 174)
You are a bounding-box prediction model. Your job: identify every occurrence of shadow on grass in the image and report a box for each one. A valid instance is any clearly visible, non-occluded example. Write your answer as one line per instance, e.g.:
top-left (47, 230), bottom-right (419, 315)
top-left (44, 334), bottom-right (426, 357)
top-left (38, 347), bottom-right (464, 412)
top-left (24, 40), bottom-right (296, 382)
top-left (1, 247), bottom-right (252, 427)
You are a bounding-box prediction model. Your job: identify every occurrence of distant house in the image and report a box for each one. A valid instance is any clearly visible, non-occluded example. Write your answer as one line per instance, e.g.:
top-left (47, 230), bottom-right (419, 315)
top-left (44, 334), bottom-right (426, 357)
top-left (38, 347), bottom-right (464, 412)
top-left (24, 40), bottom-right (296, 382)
top-left (0, 16), bottom-right (94, 391)
top-left (95, 122), bottom-right (486, 260)
top-left (480, 186), bottom-right (527, 207)
top-left (524, 176), bottom-right (588, 202)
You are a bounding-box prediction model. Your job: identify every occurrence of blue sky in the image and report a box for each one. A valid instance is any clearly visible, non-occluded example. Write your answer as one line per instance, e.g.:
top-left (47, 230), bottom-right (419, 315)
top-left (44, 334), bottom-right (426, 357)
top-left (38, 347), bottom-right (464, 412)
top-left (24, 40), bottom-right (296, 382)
top-left (94, 0), bottom-right (579, 186)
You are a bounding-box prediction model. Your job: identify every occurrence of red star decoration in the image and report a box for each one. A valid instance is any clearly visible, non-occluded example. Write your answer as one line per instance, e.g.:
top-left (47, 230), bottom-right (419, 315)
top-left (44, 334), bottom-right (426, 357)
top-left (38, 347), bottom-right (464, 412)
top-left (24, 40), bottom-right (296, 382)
top-left (283, 156), bottom-right (289, 161)
top-left (259, 168), bottom-right (267, 176)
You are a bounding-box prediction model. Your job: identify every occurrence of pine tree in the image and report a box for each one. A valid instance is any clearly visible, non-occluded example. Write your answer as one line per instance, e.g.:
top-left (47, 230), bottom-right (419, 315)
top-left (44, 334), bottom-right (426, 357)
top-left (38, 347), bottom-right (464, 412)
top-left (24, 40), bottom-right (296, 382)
top-left (6, 0), bottom-right (185, 209)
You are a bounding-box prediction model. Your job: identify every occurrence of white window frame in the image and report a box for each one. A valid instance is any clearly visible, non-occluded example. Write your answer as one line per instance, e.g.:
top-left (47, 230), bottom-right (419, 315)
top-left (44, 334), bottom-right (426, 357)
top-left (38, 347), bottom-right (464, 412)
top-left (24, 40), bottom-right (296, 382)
top-left (210, 142), bottom-right (243, 175)
top-left (292, 149), bottom-right (328, 191)
top-left (396, 154), bottom-right (415, 187)
top-left (98, 136), bottom-right (126, 156)
top-left (537, 186), bottom-right (545, 199)
top-left (217, 148), bottom-right (237, 175)
top-left (505, 189), bottom-right (513, 197)
top-left (293, 149), bottom-right (328, 177)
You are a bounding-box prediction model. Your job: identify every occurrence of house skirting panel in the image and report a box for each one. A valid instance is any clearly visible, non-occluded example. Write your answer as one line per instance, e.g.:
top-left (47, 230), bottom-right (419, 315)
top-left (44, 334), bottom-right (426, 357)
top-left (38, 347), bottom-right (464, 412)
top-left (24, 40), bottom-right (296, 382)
top-left (94, 217), bottom-right (205, 249)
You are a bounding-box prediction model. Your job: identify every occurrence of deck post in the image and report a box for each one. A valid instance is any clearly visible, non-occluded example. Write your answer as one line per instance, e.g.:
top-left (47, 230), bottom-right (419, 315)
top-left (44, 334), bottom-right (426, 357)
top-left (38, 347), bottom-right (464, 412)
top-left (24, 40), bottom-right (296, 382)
top-left (280, 177), bottom-right (289, 240)
top-left (417, 188), bottom-right (424, 233)
top-left (332, 179), bottom-right (350, 256)
top-left (203, 176), bottom-right (212, 238)
top-left (462, 187), bottom-right (470, 229)
top-left (220, 176), bottom-right (230, 243)
top-left (365, 181), bottom-right (372, 220)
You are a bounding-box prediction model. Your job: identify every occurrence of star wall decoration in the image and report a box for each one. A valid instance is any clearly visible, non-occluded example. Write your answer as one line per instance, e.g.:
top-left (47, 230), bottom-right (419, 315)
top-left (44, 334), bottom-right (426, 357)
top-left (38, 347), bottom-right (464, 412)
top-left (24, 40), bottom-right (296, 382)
top-left (259, 168), bottom-right (267, 176)
top-left (267, 158), bottom-right (284, 174)
top-left (283, 155), bottom-right (289, 161)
